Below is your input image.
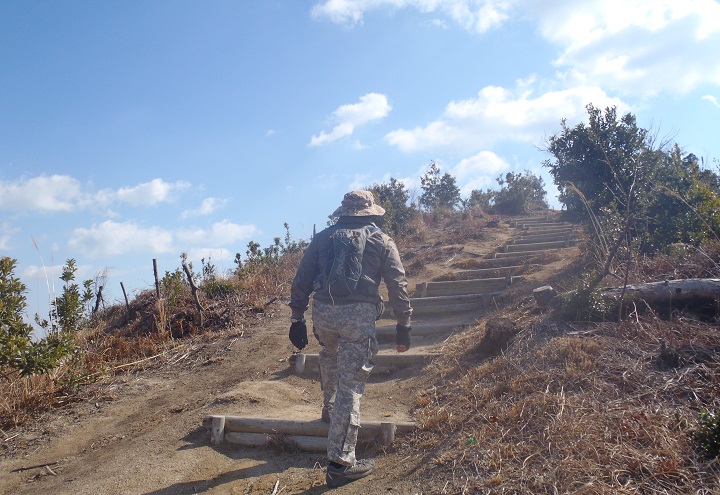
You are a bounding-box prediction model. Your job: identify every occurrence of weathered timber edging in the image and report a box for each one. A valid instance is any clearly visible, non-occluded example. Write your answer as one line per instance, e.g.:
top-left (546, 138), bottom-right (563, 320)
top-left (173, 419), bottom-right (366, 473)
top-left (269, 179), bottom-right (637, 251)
top-left (509, 233), bottom-right (577, 244)
top-left (494, 251), bottom-right (538, 259)
top-left (521, 226), bottom-right (575, 235)
top-left (517, 222), bottom-right (570, 229)
top-left (375, 321), bottom-right (469, 339)
top-left (505, 240), bottom-right (575, 252)
top-left (416, 276), bottom-right (515, 297)
top-left (409, 292), bottom-right (496, 314)
top-left (452, 265), bottom-right (536, 279)
top-left (508, 216), bottom-right (555, 227)
top-left (203, 415), bottom-right (416, 450)
top-left (295, 352), bottom-right (436, 374)
top-left (600, 278), bottom-right (720, 304)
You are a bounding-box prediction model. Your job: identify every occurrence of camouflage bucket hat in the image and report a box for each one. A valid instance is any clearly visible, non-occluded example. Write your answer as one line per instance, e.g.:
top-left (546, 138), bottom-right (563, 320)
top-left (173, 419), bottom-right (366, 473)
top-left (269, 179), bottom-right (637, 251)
top-left (332, 190), bottom-right (386, 217)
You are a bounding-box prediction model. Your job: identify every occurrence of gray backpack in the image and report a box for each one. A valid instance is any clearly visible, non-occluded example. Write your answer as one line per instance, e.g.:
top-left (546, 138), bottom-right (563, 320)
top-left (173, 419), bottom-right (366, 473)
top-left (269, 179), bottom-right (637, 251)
top-left (324, 226), bottom-right (379, 298)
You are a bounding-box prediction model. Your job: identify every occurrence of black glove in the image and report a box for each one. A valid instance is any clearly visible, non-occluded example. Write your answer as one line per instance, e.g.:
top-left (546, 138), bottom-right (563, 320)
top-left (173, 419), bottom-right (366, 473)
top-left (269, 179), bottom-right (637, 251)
top-left (396, 324), bottom-right (411, 350)
top-left (289, 320), bottom-right (308, 350)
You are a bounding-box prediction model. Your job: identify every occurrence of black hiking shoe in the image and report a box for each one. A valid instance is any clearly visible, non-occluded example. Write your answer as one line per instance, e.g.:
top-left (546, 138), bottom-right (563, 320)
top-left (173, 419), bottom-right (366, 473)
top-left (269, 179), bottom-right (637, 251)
top-left (321, 406), bottom-right (332, 424)
top-left (326, 459), bottom-right (375, 488)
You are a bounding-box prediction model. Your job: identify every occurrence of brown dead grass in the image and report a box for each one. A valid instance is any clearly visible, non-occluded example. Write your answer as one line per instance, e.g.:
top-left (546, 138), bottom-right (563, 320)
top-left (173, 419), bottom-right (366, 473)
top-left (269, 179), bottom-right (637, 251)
top-left (398, 238), bottom-right (720, 494)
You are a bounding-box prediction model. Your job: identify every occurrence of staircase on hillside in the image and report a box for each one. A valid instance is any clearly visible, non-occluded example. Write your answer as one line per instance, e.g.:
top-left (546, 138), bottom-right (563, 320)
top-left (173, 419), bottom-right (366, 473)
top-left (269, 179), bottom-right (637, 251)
top-left (203, 214), bottom-right (581, 450)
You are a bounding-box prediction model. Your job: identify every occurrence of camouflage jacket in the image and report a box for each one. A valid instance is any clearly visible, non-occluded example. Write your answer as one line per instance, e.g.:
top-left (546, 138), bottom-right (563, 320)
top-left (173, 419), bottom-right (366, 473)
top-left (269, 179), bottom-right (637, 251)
top-left (289, 217), bottom-right (412, 325)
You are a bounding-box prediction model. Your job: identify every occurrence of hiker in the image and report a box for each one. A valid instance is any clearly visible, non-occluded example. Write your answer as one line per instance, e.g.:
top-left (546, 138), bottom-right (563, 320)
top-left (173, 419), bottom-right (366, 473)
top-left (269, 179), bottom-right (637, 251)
top-left (289, 189), bottom-right (413, 488)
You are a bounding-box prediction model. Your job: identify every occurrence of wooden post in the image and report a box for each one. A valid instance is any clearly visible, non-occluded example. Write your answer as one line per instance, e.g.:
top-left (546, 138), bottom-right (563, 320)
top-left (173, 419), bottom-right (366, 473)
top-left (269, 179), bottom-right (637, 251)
top-left (182, 261), bottom-right (204, 327)
top-left (211, 416), bottom-right (225, 445)
top-left (415, 282), bottom-right (428, 298)
top-left (120, 282), bottom-right (131, 319)
top-left (294, 353), bottom-right (306, 374)
top-left (381, 422), bottom-right (396, 445)
top-left (153, 259), bottom-right (160, 299)
top-left (93, 286), bottom-right (104, 314)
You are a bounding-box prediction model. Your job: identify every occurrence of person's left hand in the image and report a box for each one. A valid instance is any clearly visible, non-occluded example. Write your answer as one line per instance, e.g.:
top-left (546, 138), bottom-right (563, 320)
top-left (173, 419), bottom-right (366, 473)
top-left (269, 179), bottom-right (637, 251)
top-left (289, 320), bottom-right (308, 350)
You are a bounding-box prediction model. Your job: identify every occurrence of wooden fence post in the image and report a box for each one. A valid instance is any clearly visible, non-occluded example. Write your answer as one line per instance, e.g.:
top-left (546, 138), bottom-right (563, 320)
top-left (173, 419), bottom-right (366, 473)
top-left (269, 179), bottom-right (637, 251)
top-left (181, 262), bottom-right (204, 327)
top-left (120, 282), bottom-right (131, 319)
top-left (153, 259), bottom-right (160, 299)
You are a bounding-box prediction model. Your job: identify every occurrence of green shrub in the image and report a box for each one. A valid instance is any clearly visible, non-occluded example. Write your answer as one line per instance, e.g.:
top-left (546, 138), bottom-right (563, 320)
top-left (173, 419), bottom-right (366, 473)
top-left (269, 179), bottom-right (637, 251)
top-left (695, 409), bottom-right (720, 460)
top-left (1, 256), bottom-right (76, 376)
top-left (202, 278), bottom-right (242, 299)
top-left (556, 281), bottom-right (616, 322)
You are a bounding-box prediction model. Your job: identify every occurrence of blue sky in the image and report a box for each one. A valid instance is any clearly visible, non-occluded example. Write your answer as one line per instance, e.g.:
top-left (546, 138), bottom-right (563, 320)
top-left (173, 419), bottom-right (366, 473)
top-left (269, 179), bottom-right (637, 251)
top-left (1, 0), bottom-right (719, 331)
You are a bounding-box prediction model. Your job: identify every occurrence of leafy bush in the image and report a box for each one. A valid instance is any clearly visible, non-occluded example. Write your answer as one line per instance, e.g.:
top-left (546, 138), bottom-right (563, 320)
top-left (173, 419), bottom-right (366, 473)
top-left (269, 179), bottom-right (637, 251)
top-left (368, 178), bottom-right (419, 237)
top-left (202, 278), bottom-right (242, 299)
top-left (420, 161), bottom-right (461, 211)
top-left (695, 409), bottom-right (720, 460)
top-left (1, 257), bottom-right (76, 377)
top-left (555, 280), bottom-right (616, 322)
top-left (492, 170), bottom-right (549, 215)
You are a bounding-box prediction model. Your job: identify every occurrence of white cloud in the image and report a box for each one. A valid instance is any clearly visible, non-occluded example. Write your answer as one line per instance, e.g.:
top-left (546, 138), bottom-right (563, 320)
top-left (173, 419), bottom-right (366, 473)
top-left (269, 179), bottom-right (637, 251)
top-left (175, 220), bottom-right (258, 246)
top-left (94, 178), bottom-right (191, 207)
top-left (702, 95), bottom-right (720, 108)
top-left (450, 151), bottom-right (510, 195)
top-left (386, 81), bottom-right (626, 152)
top-left (0, 175), bottom-right (193, 214)
top-left (185, 248), bottom-right (235, 269)
top-left (312, 1), bottom-right (720, 97)
top-left (309, 93), bottom-right (392, 147)
top-left (311, 0), bottom-right (511, 33)
top-left (0, 222), bottom-right (16, 250)
top-left (68, 220), bottom-right (175, 257)
top-left (532, 0), bottom-right (720, 96)
top-left (0, 175), bottom-right (84, 213)
top-left (180, 197), bottom-right (228, 219)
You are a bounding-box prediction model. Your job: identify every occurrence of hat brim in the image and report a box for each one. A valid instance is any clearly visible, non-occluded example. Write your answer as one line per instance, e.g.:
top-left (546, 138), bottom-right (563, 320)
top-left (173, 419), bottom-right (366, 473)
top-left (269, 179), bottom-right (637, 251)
top-left (331, 204), bottom-right (386, 217)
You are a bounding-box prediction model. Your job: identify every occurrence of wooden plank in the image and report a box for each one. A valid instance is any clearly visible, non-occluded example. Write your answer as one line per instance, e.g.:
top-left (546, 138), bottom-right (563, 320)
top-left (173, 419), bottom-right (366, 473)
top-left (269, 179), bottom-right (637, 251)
top-left (452, 265), bottom-right (531, 279)
top-left (409, 293), bottom-right (487, 306)
top-left (299, 352), bottom-right (435, 373)
top-left (522, 226), bottom-right (574, 235)
top-left (494, 251), bottom-right (538, 259)
top-left (506, 240), bottom-right (573, 252)
top-left (224, 432), bottom-right (328, 452)
top-left (452, 256), bottom-right (538, 269)
top-left (375, 321), bottom-right (469, 338)
top-left (421, 277), bottom-right (508, 296)
top-left (519, 222), bottom-right (570, 229)
top-left (203, 416), bottom-right (416, 437)
top-left (512, 233), bottom-right (575, 244)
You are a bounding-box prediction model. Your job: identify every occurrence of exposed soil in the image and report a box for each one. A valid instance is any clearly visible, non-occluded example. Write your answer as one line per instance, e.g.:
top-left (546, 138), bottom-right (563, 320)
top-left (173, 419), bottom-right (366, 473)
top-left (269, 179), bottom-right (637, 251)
top-left (0, 222), bottom-right (578, 495)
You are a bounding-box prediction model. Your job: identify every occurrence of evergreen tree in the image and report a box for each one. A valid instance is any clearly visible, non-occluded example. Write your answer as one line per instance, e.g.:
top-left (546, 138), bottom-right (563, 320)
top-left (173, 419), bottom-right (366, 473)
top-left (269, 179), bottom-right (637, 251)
top-left (420, 161), bottom-right (461, 211)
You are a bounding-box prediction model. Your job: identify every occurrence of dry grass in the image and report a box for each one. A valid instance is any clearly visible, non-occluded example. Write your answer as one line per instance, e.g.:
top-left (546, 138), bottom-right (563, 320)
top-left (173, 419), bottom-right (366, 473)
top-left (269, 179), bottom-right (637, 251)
top-left (0, 249), bottom-right (304, 430)
top-left (400, 235), bottom-right (720, 495)
top-left (405, 316), bottom-right (720, 493)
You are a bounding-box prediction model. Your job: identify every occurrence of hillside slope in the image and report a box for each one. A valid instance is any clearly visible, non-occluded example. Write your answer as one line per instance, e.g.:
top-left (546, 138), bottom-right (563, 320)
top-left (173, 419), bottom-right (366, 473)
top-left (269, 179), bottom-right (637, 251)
top-left (1, 214), bottom-right (718, 495)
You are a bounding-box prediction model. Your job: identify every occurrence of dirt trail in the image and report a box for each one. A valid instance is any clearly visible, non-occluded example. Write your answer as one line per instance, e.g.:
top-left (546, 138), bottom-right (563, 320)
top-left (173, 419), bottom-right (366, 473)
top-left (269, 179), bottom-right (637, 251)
top-left (0, 225), bottom-right (569, 495)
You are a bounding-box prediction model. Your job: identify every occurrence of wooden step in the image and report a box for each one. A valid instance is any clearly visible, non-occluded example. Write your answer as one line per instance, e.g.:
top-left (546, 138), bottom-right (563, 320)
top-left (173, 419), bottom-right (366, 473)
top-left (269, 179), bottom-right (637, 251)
top-left (203, 415), bottom-right (416, 450)
top-left (294, 351), bottom-right (437, 375)
top-left (452, 265), bottom-right (537, 279)
top-left (452, 256), bottom-right (539, 269)
top-left (415, 276), bottom-right (513, 297)
top-left (505, 240), bottom-right (575, 252)
top-left (510, 233), bottom-right (577, 244)
top-left (375, 320), bottom-right (470, 339)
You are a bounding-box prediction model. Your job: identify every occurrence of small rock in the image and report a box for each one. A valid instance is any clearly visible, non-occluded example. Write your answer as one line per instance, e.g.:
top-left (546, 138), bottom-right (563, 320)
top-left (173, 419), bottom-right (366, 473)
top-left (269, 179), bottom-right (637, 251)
top-left (533, 285), bottom-right (557, 308)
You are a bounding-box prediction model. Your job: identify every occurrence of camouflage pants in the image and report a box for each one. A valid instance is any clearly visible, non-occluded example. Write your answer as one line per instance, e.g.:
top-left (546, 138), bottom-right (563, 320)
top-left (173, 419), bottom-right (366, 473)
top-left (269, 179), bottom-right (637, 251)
top-left (312, 299), bottom-right (378, 466)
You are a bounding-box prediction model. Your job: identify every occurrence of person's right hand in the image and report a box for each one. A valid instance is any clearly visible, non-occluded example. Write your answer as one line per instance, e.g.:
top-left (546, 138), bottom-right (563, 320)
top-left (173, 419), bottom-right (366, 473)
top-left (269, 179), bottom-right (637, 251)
top-left (395, 324), bottom-right (411, 352)
top-left (289, 320), bottom-right (308, 350)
